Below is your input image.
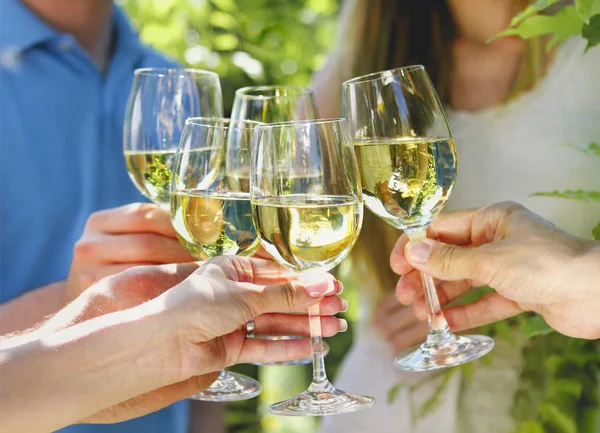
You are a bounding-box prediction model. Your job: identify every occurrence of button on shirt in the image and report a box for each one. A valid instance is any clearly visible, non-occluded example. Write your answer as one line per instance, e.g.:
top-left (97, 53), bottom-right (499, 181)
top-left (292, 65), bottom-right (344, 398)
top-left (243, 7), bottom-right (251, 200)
top-left (0, 1), bottom-right (189, 432)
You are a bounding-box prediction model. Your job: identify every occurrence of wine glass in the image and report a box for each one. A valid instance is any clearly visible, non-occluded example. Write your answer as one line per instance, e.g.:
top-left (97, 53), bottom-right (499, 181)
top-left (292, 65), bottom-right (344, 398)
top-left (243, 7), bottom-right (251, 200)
top-left (231, 85), bottom-right (317, 123)
top-left (251, 119), bottom-right (375, 415)
top-left (171, 117), bottom-right (262, 401)
top-left (342, 65), bottom-right (494, 371)
top-left (231, 85), bottom-right (329, 366)
top-left (123, 68), bottom-right (223, 207)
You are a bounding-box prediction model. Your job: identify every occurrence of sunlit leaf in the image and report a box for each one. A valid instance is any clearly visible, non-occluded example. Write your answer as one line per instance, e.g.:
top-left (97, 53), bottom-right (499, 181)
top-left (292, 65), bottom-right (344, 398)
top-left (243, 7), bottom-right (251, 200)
top-left (515, 420), bottom-right (546, 433)
top-left (209, 11), bottom-right (237, 29)
top-left (211, 0), bottom-right (236, 12)
top-left (582, 13), bottom-right (600, 51)
top-left (387, 383), bottom-right (403, 404)
top-left (531, 189), bottom-right (600, 202)
top-left (492, 6), bottom-right (583, 47)
top-left (561, 142), bottom-right (600, 155)
top-left (576, 0), bottom-right (600, 22)
top-left (539, 402), bottom-right (578, 433)
top-left (510, 0), bottom-right (562, 27)
top-left (592, 221), bottom-right (600, 240)
top-left (213, 34), bottom-right (238, 50)
top-left (519, 315), bottom-right (555, 338)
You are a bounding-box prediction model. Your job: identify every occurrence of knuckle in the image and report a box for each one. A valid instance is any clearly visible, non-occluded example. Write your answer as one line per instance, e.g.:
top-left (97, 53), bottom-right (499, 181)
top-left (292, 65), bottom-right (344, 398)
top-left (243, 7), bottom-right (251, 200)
top-left (72, 238), bottom-right (97, 261)
top-left (436, 244), bottom-right (458, 275)
top-left (278, 283), bottom-right (298, 311)
top-left (85, 210), bottom-right (107, 230)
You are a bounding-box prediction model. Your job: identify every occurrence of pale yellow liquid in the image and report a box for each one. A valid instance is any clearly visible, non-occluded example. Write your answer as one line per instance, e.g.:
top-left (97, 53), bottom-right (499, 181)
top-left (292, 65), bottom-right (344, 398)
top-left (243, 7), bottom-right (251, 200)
top-left (171, 190), bottom-right (259, 259)
top-left (354, 138), bottom-right (457, 230)
top-left (124, 149), bottom-right (176, 207)
top-left (252, 195), bottom-right (362, 272)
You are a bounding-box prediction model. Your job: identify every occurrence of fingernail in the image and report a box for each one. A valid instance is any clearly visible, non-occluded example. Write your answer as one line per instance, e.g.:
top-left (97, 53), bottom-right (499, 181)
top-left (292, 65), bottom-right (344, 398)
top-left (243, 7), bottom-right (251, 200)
top-left (340, 299), bottom-right (349, 313)
top-left (405, 240), bottom-right (432, 263)
top-left (335, 280), bottom-right (344, 294)
top-left (302, 274), bottom-right (336, 298)
top-left (338, 319), bottom-right (348, 332)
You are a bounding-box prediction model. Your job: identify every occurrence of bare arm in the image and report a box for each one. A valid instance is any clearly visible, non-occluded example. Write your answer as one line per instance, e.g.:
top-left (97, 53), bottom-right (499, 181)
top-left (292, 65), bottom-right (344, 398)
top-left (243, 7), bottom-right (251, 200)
top-left (0, 281), bottom-right (67, 335)
top-left (0, 303), bottom-right (178, 433)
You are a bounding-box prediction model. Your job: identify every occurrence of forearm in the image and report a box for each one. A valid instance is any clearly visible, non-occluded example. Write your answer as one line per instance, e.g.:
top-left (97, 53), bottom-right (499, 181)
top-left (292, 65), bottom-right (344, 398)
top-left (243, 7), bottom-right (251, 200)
top-left (0, 303), bottom-right (178, 433)
top-left (0, 281), bottom-right (67, 335)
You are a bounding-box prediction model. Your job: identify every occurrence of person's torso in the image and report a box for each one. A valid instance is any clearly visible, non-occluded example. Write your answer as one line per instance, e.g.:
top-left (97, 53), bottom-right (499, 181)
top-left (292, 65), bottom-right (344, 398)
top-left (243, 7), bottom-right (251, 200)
top-left (0, 3), bottom-right (190, 432)
top-left (446, 37), bottom-right (600, 238)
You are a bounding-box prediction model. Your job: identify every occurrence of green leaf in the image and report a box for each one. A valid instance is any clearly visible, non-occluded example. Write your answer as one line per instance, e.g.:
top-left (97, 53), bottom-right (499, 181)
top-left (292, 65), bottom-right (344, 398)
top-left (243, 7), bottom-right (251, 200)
top-left (561, 142), bottom-right (600, 155)
top-left (592, 221), bottom-right (600, 240)
top-left (539, 402), bottom-right (578, 433)
top-left (576, 0), bottom-right (600, 23)
top-left (582, 13), bottom-right (600, 51)
top-left (519, 315), bottom-right (555, 338)
top-left (515, 420), bottom-right (546, 433)
top-left (550, 378), bottom-right (584, 398)
top-left (387, 383), bottom-right (403, 404)
top-left (531, 189), bottom-right (600, 202)
top-left (510, 0), bottom-right (562, 27)
top-left (492, 6), bottom-right (583, 47)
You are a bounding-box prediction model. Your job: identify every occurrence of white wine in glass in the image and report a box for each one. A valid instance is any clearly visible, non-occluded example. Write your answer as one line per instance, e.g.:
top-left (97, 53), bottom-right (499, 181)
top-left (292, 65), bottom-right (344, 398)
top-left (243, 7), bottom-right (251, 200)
top-left (123, 68), bottom-right (223, 207)
top-left (171, 118), bottom-right (262, 401)
top-left (231, 85), bottom-right (330, 366)
top-left (251, 119), bottom-right (375, 416)
top-left (343, 66), bottom-right (494, 372)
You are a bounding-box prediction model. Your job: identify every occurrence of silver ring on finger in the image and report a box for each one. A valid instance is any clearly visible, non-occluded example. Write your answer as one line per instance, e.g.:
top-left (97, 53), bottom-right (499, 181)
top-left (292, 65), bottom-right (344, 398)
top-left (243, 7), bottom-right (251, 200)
top-left (245, 318), bottom-right (256, 339)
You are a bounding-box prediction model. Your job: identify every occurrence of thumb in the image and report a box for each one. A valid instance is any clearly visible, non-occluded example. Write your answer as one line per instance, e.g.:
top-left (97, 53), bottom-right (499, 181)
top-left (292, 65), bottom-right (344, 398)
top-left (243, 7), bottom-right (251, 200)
top-left (404, 238), bottom-right (490, 282)
top-left (258, 273), bottom-right (339, 314)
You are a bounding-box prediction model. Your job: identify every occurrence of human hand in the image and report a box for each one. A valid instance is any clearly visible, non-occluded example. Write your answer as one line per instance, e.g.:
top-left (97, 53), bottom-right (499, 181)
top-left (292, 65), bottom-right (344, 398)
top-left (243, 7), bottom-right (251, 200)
top-left (373, 294), bottom-right (428, 354)
top-left (47, 256), bottom-right (346, 424)
top-left (66, 203), bottom-right (195, 301)
top-left (390, 202), bottom-right (600, 340)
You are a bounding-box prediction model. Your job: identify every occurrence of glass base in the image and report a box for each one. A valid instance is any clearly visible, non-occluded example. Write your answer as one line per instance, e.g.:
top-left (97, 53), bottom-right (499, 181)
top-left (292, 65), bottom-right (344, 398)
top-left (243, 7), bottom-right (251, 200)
top-left (252, 337), bottom-right (330, 366)
top-left (394, 334), bottom-right (494, 372)
top-left (269, 381), bottom-right (375, 416)
top-left (190, 370), bottom-right (261, 402)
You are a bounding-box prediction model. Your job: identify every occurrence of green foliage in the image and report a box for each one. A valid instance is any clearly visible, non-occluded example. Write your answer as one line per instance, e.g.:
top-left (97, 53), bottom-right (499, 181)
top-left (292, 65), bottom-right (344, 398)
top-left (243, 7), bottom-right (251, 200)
top-left (531, 189), bottom-right (600, 202)
top-left (576, 0), bottom-right (600, 23)
top-left (562, 141), bottom-right (600, 155)
top-left (121, 0), bottom-right (340, 114)
top-left (493, 6), bottom-right (583, 49)
top-left (512, 336), bottom-right (600, 433)
top-left (582, 14), bottom-right (600, 51)
top-left (593, 221), bottom-right (600, 240)
top-left (519, 315), bottom-right (555, 338)
top-left (492, 0), bottom-right (600, 51)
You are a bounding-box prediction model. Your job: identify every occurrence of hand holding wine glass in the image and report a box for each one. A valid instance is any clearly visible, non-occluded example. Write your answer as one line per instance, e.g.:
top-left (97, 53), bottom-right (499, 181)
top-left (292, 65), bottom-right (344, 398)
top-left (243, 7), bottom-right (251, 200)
top-left (343, 65), bottom-right (494, 371)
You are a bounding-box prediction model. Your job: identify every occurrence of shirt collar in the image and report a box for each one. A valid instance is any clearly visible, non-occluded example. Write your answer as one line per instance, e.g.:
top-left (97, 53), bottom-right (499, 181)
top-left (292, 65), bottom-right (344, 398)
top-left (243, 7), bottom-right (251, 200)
top-left (0, 1), bottom-right (144, 56)
top-left (0, 0), bottom-right (58, 52)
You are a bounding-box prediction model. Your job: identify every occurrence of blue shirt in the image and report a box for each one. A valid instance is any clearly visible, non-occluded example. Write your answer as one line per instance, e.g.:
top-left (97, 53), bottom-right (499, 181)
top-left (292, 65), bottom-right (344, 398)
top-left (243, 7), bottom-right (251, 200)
top-left (0, 1), bottom-right (189, 432)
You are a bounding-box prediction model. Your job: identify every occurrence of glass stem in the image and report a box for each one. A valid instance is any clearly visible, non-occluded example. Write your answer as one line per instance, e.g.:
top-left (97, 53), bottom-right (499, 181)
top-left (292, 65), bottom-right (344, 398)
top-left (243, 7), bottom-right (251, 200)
top-left (307, 302), bottom-right (329, 390)
top-left (217, 369), bottom-right (230, 382)
top-left (407, 230), bottom-right (454, 342)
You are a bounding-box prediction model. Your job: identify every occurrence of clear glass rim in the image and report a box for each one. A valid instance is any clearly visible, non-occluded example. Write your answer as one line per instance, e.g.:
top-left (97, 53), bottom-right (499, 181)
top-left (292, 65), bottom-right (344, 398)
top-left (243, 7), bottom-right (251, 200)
top-left (256, 118), bottom-right (346, 130)
top-left (134, 67), bottom-right (219, 79)
top-left (185, 117), bottom-right (263, 130)
top-left (234, 85), bottom-right (313, 100)
top-left (342, 65), bottom-right (425, 87)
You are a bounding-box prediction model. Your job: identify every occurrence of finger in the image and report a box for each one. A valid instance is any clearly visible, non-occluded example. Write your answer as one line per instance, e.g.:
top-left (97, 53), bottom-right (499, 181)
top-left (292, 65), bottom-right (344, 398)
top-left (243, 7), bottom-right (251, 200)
top-left (390, 233), bottom-right (412, 275)
top-left (426, 207), bottom-right (480, 245)
top-left (395, 269), bottom-right (424, 305)
top-left (377, 294), bottom-right (405, 315)
top-left (442, 292), bottom-right (526, 331)
top-left (75, 234), bottom-right (194, 264)
top-left (85, 203), bottom-right (177, 238)
top-left (254, 313), bottom-right (347, 337)
top-left (81, 373), bottom-right (219, 424)
top-left (236, 338), bottom-right (313, 365)
top-left (411, 279), bottom-right (475, 316)
top-left (374, 303), bottom-right (422, 339)
top-left (404, 238), bottom-right (497, 284)
top-left (389, 321), bottom-right (429, 354)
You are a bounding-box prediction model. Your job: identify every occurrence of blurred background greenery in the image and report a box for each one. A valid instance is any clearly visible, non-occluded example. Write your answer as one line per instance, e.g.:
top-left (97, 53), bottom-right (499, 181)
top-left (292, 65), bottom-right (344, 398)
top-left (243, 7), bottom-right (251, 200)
top-left (121, 1), bottom-right (347, 431)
